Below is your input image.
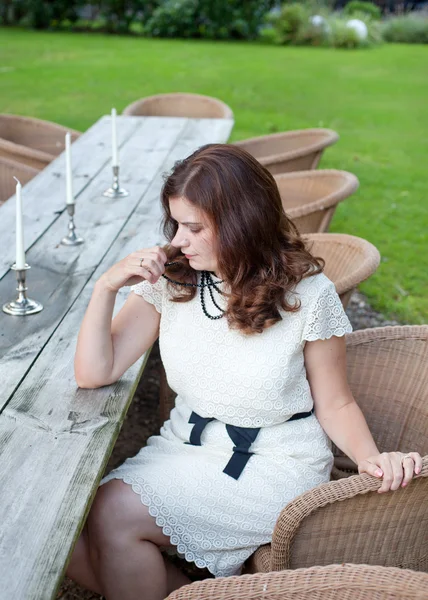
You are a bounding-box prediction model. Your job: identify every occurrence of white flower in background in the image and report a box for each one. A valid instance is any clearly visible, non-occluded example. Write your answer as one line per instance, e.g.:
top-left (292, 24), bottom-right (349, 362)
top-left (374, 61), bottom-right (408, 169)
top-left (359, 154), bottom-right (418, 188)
top-left (346, 18), bottom-right (368, 40)
top-left (309, 14), bottom-right (331, 33)
top-left (310, 15), bottom-right (325, 27)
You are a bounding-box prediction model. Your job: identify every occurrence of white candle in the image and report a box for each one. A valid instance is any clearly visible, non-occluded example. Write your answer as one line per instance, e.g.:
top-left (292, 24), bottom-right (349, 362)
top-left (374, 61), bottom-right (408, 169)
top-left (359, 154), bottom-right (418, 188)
top-left (14, 177), bottom-right (26, 269)
top-left (111, 108), bottom-right (119, 167)
top-left (65, 132), bottom-right (74, 205)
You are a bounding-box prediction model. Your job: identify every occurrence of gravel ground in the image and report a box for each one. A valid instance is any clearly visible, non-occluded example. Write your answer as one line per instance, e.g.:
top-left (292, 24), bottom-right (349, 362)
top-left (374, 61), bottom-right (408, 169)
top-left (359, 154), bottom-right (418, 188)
top-left (57, 291), bottom-right (401, 599)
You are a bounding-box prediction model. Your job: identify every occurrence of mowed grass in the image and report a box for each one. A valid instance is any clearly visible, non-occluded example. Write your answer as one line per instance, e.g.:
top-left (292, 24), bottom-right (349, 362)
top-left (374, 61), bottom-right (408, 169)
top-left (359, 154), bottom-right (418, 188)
top-left (1, 28), bottom-right (427, 322)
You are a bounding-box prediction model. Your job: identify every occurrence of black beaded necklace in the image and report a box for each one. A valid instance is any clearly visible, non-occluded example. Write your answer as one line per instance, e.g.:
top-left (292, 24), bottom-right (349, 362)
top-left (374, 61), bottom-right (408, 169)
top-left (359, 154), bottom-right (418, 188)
top-left (162, 261), bottom-right (225, 320)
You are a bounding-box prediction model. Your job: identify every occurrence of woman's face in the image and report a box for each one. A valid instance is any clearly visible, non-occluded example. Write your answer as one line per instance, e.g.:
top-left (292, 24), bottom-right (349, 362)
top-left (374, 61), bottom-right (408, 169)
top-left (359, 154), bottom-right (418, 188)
top-left (169, 196), bottom-right (218, 273)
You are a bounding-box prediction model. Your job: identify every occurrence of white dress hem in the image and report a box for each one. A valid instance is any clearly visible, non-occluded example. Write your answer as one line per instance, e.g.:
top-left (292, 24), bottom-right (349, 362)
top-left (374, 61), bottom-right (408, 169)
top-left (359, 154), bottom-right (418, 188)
top-left (100, 473), bottom-right (256, 578)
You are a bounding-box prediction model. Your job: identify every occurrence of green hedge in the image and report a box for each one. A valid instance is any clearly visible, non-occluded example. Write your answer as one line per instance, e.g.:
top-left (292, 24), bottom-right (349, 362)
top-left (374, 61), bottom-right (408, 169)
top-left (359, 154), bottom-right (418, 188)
top-left (382, 14), bottom-right (428, 44)
top-left (2, 0), bottom-right (275, 38)
top-left (2, 0), bottom-right (427, 44)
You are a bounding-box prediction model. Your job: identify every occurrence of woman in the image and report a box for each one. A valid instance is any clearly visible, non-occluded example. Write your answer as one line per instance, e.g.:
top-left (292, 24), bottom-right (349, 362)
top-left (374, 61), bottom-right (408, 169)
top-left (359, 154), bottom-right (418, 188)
top-left (67, 144), bottom-right (422, 600)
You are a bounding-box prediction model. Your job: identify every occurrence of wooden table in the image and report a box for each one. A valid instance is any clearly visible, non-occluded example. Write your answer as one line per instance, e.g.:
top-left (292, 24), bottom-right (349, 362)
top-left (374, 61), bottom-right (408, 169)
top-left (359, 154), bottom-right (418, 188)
top-left (0, 115), bottom-right (233, 598)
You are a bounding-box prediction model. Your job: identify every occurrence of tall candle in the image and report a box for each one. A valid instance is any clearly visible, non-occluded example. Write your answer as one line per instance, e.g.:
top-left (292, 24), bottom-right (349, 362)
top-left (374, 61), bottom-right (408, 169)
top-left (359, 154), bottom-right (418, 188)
top-left (14, 177), bottom-right (26, 269)
top-left (111, 108), bottom-right (119, 167)
top-left (65, 132), bottom-right (74, 205)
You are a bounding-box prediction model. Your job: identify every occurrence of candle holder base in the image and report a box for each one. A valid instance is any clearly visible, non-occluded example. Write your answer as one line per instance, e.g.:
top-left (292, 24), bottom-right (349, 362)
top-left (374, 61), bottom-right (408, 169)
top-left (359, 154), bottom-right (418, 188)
top-left (2, 264), bottom-right (43, 316)
top-left (103, 165), bottom-right (129, 198)
top-left (3, 297), bottom-right (43, 316)
top-left (102, 186), bottom-right (129, 199)
top-left (61, 232), bottom-right (84, 246)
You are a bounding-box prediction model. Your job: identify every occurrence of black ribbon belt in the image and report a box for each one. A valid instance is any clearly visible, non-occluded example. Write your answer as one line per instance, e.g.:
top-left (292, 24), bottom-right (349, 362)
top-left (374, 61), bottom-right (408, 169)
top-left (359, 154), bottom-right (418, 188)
top-left (185, 408), bottom-right (314, 480)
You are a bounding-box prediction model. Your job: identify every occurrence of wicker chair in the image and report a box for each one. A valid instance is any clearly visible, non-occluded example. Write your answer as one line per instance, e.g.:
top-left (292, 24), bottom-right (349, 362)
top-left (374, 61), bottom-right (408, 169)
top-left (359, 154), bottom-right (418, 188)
top-left (0, 114), bottom-right (81, 170)
top-left (122, 93), bottom-right (234, 119)
top-left (159, 232), bottom-right (381, 423)
top-left (304, 233), bottom-right (380, 309)
top-left (275, 170), bottom-right (359, 234)
top-left (166, 563), bottom-right (428, 600)
top-left (0, 156), bottom-right (40, 205)
top-left (233, 129), bottom-right (339, 175)
top-left (245, 325), bottom-right (428, 574)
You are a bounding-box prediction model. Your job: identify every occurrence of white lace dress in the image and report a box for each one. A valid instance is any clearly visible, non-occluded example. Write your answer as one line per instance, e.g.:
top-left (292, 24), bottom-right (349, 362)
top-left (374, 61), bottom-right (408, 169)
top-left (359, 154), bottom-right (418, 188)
top-left (100, 272), bottom-right (352, 577)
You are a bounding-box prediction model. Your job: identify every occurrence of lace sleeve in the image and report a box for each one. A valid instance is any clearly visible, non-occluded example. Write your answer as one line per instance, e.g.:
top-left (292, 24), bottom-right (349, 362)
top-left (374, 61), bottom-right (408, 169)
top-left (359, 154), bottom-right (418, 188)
top-left (301, 277), bottom-right (352, 343)
top-left (130, 278), bottom-right (164, 313)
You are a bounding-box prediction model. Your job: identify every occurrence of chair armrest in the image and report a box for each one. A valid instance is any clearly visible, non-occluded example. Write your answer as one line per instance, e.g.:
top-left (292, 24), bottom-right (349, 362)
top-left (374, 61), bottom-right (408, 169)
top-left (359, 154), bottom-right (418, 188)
top-left (165, 563), bottom-right (428, 600)
top-left (270, 455), bottom-right (428, 571)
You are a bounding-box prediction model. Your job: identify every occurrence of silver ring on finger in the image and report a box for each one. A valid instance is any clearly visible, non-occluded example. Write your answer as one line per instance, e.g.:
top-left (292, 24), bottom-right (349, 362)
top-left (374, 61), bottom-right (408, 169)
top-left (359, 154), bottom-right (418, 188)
top-left (401, 453), bottom-right (414, 465)
top-left (139, 257), bottom-right (144, 268)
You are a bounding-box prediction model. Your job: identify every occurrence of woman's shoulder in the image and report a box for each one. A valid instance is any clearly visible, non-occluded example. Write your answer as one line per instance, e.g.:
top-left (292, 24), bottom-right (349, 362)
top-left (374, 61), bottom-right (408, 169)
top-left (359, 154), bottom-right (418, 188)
top-left (292, 271), bottom-right (335, 301)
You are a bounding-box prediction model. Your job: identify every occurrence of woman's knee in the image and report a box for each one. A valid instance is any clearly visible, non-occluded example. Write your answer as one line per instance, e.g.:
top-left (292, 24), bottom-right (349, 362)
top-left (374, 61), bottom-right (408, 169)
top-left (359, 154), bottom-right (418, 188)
top-left (87, 479), bottom-right (171, 549)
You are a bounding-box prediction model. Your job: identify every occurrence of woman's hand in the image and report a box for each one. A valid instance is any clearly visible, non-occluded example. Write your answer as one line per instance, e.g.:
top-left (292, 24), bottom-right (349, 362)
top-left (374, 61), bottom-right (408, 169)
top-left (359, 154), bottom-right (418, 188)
top-left (358, 451), bottom-right (423, 493)
top-left (99, 246), bottom-right (168, 293)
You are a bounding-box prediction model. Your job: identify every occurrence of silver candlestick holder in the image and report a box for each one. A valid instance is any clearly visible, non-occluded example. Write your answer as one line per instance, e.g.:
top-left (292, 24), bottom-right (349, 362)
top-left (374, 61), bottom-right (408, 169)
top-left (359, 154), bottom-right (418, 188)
top-left (61, 203), bottom-right (84, 246)
top-left (103, 165), bottom-right (129, 198)
top-left (2, 264), bottom-right (43, 316)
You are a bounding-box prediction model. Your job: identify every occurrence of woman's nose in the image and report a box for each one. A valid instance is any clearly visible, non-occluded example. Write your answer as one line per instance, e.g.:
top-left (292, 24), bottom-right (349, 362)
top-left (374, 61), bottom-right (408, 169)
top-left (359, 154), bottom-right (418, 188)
top-left (171, 232), bottom-right (190, 248)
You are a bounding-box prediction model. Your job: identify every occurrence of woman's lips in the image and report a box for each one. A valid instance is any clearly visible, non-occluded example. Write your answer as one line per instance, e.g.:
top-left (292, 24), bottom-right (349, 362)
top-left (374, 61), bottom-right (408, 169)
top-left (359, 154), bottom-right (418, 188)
top-left (185, 254), bottom-right (195, 259)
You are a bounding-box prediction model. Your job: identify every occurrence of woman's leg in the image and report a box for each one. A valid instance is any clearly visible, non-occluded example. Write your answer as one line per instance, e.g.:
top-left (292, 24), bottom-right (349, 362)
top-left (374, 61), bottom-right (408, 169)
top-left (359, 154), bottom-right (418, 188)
top-left (85, 479), bottom-right (191, 600)
top-left (67, 523), bottom-right (189, 598)
top-left (66, 523), bottom-right (103, 595)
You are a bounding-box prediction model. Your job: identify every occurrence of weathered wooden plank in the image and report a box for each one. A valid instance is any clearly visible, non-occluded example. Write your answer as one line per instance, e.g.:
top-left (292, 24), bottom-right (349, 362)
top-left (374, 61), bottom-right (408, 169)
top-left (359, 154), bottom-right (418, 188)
top-left (0, 117), bottom-right (189, 410)
top-left (0, 115), bottom-right (143, 281)
top-left (0, 117), bottom-right (233, 599)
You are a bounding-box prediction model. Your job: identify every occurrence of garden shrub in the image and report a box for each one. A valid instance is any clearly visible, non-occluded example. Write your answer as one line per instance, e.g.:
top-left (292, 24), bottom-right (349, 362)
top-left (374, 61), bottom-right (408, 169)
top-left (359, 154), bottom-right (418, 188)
top-left (145, 0), bottom-right (276, 40)
top-left (99, 0), bottom-right (160, 34)
top-left (261, 2), bottom-right (382, 48)
top-left (144, 0), bottom-right (199, 38)
top-left (264, 3), bottom-right (310, 45)
top-left (382, 14), bottom-right (428, 44)
top-left (343, 1), bottom-right (381, 20)
top-left (19, 0), bottom-right (83, 29)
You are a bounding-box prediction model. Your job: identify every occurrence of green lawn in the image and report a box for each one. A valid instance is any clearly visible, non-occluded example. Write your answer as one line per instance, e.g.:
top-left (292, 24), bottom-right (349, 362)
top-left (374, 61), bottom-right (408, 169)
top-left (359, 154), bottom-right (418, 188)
top-left (1, 28), bottom-right (427, 323)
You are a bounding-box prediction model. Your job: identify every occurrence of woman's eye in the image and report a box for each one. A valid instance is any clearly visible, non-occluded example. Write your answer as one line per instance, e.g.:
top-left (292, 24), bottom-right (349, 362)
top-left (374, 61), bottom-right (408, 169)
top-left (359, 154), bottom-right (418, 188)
top-left (189, 228), bottom-right (202, 234)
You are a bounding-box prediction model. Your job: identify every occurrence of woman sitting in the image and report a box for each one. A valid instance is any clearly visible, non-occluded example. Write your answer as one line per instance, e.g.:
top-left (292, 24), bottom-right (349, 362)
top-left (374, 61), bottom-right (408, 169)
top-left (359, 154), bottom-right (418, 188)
top-left (67, 144), bottom-right (422, 600)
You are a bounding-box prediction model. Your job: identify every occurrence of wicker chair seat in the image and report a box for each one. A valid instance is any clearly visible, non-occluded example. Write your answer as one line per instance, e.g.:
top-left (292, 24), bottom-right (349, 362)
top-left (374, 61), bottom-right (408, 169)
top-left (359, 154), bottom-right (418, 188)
top-left (166, 563), bottom-right (428, 600)
top-left (0, 155), bottom-right (40, 205)
top-left (0, 114), bottom-right (80, 169)
top-left (275, 170), bottom-right (359, 233)
top-left (304, 233), bottom-right (380, 309)
top-left (122, 93), bottom-right (233, 119)
top-left (233, 129), bottom-right (339, 175)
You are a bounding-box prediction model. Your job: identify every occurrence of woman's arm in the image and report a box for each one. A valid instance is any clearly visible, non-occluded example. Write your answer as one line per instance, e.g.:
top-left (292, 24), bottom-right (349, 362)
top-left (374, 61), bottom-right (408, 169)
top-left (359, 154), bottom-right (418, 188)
top-left (74, 246), bottom-right (166, 388)
top-left (74, 281), bottom-right (160, 388)
top-left (304, 335), bottom-right (422, 492)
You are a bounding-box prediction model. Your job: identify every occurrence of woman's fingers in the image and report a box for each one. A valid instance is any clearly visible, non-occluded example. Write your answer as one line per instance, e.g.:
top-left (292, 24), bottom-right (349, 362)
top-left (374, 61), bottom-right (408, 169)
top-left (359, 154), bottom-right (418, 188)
top-left (135, 246), bottom-right (168, 267)
top-left (359, 452), bottom-right (423, 493)
top-left (401, 455), bottom-right (415, 487)
top-left (377, 454), bottom-right (395, 493)
top-left (358, 459), bottom-right (383, 479)
top-left (409, 451), bottom-right (423, 475)
top-left (131, 247), bottom-right (167, 283)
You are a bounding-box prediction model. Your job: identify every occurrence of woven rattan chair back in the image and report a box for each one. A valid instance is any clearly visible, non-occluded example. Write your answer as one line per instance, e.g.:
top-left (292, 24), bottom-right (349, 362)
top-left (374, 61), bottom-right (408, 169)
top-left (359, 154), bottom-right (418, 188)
top-left (304, 233), bottom-right (380, 309)
top-left (0, 114), bottom-right (80, 169)
top-left (336, 326), bottom-right (428, 469)
top-left (275, 170), bottom-right (359, 233)
top-left (244, 326), bottom-right (428, 573)
top-left (233, 129), bottom-right (338, 175)
top-left (270, 457), bottom-right (428, 572)
top-left (0, 156), bottom-right (40, 205)
top-left (166, 563), bottom-right (428, 600)
top-left (122, 93), bottom-right (234, 119)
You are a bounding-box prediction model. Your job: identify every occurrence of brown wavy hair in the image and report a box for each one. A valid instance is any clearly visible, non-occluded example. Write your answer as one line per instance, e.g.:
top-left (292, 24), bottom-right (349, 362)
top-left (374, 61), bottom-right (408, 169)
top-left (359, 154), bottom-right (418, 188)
top-left (161, 143), bottom-right (324, 334)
